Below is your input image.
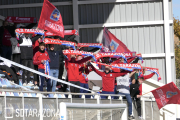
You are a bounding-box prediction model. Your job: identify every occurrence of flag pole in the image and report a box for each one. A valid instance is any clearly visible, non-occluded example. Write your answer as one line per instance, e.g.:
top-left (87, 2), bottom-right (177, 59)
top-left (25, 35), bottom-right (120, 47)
top-left (142, 91), bottom-right (151, 96)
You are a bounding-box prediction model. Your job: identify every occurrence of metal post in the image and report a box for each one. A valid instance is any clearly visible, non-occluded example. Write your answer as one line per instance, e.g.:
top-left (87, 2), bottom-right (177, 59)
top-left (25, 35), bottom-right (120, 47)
top-left (4, 96), bottom-right (7, 120)
top-left (142, 99), bottom-right (146, 119)
top-left (72, 0), bottom-right (79, 42)
top-left (22, 96), bottom-right (25, 120)
top-left (163, 0), bottom-right (172, 83)
top-left (60, 102), bottom-right (67, 120)
top-left (38, 93), bottom-right (43, 120)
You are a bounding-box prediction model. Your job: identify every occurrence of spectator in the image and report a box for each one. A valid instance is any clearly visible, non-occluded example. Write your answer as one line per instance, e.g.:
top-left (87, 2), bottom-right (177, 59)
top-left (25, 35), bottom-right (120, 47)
top-left (78, 55), bottom-right (92, 98)
top-left (0, 21), bottom-right (16, 60)
top-left (18, 33), bottom-right (41, 86)
top-left (0, 70), bottom-right (12, 80)
top-left (33, 42), bottom-right (51, 91)
top-left (91, 65), bottom-right (128, 99)
top-left (33, 34), bottom-right (43, 86)
top-left (116, 71), bottom-right (136, 120)
top-left (48, 44), bottom-right (63, 92)
top-left (65, 54), bottom-right (92, 98)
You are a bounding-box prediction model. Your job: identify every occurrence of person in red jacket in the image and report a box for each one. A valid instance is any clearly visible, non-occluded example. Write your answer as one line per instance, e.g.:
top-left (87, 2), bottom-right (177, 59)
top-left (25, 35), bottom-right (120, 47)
top-left (65, 54), bottom-right (92, 98)
top-left (91, 64), bottom-right (129, 99)
top-left (33, 42), bottom-right (50, 91)
top-left (77, 55), bottom-right (92, 98)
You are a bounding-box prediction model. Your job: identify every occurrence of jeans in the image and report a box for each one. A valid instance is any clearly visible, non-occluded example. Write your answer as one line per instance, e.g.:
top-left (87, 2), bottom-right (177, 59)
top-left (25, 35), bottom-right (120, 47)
top-left (80, 83), bottom-right (91, 98)
top-left (132, 97), bottom-right (141, 116)
top-left (12, 54), bottom-right (21, 72)
top-left (38, 69), bottom-right (51, 92)
top-left (114, 85), bottom-right (119, 99)
top-left (50, 69), bottom-right (59, 92)
top-left (118, 92), bottom-right (132, 115)
top-left (101, 91), bottom-right (114, 99)
top-left (1, 46), bottom-right (12, 60)
top-left (22, 59), bottom-right (34, 83)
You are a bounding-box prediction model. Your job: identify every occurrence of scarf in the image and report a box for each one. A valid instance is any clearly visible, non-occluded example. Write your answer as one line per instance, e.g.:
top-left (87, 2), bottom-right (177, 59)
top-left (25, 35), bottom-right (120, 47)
top-left (96, 62), bottom-right (142, 71)
top-left (44, 60), bottom-right (50, 79)
top-left (15, 29), bottom-right (44, 40)
top-left (45, 29), bottom-right (79, 36)
top-left (63, 50), bottom-right (96, 61)
top-left (144, 67), bottom-right (161, 81)
top-left (43, 38), bottom-right (76, 49)
top-left (77, 43), bottom-right (103, 49)
top-left (95, 52), bottom-right (127, 62)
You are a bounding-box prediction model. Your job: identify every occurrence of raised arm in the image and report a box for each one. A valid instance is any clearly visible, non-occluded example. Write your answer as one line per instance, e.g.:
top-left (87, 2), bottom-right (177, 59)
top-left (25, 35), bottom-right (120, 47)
top-left (144, 73), bottom-right (155, 80)
top-left (90, 64), bottom-right (104, 76)
top-left (77, 56), bottom-right (92, 64)
top-left (31, 35), bottom-right (42, 43)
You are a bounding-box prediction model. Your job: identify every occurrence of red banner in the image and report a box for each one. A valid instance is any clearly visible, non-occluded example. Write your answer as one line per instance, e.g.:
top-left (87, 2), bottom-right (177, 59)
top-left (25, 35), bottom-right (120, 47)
top-left (95, 52), bottom-right (126, 59)
top-left (102, 27), bottom-right (131, 52)
top-left (15, 29), bottom-right (44, 35)
top-left (6, 16), bottom-right (37, 23)
top-left (151, 82), bottom-right (180, 109)
top-left (63, 50), bottom-right (94, 56)
top-left (38, 0), bottom-right (64, 38)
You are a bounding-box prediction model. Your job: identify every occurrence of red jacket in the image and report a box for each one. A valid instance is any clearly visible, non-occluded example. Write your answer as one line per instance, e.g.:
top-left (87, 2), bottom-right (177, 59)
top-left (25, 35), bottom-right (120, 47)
top-left (33, 40), bottom-right (39, 56)
top-left (139, 73), bottom-right (155, 95)
top-left (79, 64), bottom-right (92, 84)
top-left (91, 65), bottom-right (128, 92)
top-left (33, 51), bottom-right (50, 69)
top-left (65, 56), bottom-right (92, 82)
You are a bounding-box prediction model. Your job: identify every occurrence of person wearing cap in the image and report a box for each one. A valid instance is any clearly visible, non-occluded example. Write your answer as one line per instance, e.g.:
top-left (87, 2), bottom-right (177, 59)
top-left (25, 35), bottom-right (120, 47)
top-left (33, 42), bottom-right (51, 91)
top-left (18, 32), bottom-right (41, 86)
top-left (91, 64), bottom-right (129, 99)
top-left (116, 70), bottom-right (137, 120)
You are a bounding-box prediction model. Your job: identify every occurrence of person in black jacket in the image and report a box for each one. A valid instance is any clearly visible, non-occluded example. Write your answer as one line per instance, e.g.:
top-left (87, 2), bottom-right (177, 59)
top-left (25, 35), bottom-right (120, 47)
top-left (130, 75), bottom-right (144, 120)
top-left (0, 21), bottom-right (16, 60)
top-left (18, 33), bottom-right (41, 86)
top-left (48, 44), bottom-right (63, 92)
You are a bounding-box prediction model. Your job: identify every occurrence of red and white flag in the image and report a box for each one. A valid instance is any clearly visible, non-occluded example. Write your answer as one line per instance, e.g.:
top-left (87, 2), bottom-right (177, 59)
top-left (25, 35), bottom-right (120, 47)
top-left (38, 0), bottom-right (64, 38)
top-left (151, 82), bottom-right (180, 109)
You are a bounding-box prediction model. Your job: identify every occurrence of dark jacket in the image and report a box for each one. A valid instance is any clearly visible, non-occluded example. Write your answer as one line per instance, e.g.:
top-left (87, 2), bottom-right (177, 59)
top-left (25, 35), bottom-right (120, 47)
top-left (130, 83), bottom-right (140, 98)
top-left (54, 44), bottom-right (66, 63)
top-left (0, 70), bottom-right (12, 80)
top-left (18, 35), bottom-right (41, 60)
top-left (0, 25), bottom-right (16, 46)
top-left (48, 50), bottom-right (63, 69)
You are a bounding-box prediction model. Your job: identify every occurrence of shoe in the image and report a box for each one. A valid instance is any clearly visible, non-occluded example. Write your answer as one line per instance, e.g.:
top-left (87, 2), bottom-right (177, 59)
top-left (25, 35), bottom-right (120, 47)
top-left (27, 81), bottom-right (34, 86)
top-left (128, 115), bottom-right (135, 120)
top-left (34, 85), bottom-right (39, 89)
top-left (23, 83), bottom-right (27, 86)
top-left (138, 116), bottom-right (144, 120)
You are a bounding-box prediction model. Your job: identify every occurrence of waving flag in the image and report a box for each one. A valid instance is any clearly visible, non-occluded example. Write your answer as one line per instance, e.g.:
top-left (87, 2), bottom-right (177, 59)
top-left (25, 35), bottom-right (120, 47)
top-left (38, 0), bottom-right (64, 38)
top-left (102, 27), bottom-right (131, 53)
top-left (151, 82), bottom-right (180, 109)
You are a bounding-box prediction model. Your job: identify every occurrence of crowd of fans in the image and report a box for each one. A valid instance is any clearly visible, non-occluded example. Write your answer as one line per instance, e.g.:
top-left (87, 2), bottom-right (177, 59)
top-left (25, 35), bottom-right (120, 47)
top-left (0, 20), bottom-right (157, 120)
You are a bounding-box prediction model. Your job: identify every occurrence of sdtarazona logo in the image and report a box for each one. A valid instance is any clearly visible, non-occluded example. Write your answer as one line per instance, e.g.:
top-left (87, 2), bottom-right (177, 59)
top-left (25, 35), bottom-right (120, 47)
top-left (50, 9), bottom-right (60, 21)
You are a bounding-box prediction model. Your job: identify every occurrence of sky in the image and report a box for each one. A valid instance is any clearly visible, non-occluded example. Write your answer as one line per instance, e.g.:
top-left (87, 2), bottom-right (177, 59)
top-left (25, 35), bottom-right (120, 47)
top-left (173, 0), bottom-right (180, 18)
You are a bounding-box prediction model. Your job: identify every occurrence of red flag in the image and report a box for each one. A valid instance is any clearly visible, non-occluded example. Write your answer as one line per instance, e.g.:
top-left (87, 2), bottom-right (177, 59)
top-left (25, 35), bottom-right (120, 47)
top-left (38, 0), bottom-right (64, 38)
top-left (102, 27), bottom-right (131, 53)
top-left (151, 82), bottom-right (180, 109)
